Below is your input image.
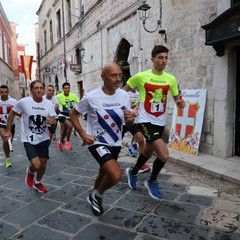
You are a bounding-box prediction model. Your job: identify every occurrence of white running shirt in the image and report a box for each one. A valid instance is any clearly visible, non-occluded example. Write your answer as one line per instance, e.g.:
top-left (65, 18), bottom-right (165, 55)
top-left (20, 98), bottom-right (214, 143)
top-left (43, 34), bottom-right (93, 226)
top-left (13, 97), bottom-right (56, 144)
top-left (0, 97), bottom-right (17, 126)
top-left (75, 87), bottom-right (131, 147)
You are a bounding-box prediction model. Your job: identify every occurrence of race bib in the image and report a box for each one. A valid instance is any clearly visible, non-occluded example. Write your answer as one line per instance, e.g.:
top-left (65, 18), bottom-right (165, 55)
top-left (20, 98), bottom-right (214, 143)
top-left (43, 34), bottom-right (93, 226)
top-left (96, 146), bottom-right (111, 157)
top-left (150, 102), bottom-right (164, 113)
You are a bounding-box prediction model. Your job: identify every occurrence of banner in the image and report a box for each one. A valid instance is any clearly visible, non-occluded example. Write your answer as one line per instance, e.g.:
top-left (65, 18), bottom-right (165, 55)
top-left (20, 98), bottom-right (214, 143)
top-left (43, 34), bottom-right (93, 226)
top-left (168, 89), bottom-right (207, 155)
top-left (20, 55), bottom-right (33, 80)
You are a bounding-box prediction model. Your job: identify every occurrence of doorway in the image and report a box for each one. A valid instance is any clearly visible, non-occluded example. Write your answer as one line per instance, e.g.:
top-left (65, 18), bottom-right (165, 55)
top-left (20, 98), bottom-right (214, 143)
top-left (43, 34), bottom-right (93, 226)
top-left (115, 38), bottom-right (131, 87)
top-left (235, 46), bottom-right (240, 156)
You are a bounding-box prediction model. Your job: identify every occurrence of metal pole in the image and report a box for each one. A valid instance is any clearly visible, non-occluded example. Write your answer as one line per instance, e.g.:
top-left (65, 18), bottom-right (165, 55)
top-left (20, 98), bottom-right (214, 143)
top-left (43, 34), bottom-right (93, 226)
top-left (62, 0), bottom-right (68, 82)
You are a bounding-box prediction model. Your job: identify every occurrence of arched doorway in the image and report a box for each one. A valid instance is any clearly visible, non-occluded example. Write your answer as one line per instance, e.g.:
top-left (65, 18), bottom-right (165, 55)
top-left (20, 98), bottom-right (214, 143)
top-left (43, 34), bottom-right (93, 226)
top-left (115, 38), bottom-right (131, 87)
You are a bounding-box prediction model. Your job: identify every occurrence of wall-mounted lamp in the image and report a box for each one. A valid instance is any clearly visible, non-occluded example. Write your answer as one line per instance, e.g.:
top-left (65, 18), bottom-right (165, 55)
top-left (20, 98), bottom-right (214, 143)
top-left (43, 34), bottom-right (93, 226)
top-left (138, 1), bottom-right (167, 43)
top-left (79, 46), bottom-right (93, 64)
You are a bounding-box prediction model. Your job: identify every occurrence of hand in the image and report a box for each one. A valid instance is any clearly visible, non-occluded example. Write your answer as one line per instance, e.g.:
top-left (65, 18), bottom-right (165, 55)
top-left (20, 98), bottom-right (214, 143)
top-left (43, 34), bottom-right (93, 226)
top-left (124, 109), bottom-right (134, 121)
top-left (81, 133), bottom-right (95, 146)
top-left (176, 99), bottom-right (185, 111)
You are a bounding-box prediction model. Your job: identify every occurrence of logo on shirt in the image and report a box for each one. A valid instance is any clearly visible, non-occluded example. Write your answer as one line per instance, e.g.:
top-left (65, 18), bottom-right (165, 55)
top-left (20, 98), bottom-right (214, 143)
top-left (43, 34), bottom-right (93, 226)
top-left (29, 115), bottom-right (47, 134)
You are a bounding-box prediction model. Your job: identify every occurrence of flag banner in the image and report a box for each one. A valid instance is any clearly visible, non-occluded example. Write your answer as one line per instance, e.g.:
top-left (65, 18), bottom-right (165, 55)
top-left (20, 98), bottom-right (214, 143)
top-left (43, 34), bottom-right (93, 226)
top-left (168, 89), bottom-right (207, 155)
top-left (20, 55), bottom-right (33, 80)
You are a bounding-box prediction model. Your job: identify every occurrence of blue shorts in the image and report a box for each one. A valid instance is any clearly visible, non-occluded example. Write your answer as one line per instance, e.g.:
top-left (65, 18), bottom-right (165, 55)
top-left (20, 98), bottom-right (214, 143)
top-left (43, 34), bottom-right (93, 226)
top-left (23, 140), bottom-right (50, 161)
top-left (88, 144), bottom-right (121, 166)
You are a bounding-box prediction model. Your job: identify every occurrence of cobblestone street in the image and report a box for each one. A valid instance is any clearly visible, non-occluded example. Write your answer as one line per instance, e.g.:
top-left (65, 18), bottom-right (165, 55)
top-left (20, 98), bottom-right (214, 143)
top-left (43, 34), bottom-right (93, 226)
top-left (0, 124), bottom-right (239, 240)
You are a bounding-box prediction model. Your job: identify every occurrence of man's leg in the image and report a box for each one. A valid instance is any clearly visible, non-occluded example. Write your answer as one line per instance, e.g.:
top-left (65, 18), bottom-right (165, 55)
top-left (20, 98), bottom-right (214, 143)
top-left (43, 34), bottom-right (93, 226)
top-left (64, 119), bottom-right (73, 150)
top-left (0, 127), bottom-right (12, 168)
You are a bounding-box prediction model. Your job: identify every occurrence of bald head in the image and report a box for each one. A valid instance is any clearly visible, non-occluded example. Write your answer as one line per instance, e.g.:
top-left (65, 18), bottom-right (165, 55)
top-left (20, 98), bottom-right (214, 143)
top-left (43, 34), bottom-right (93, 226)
top-left (101, 63), bottom-right (122, 94)
top-left (101, 63), bottom-right (121, 76)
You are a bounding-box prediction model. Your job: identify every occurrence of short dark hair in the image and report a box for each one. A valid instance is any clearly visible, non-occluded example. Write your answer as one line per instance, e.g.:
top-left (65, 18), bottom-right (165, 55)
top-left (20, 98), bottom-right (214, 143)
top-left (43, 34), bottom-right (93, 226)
top-left (0, 85), bottom-right (9, 90)
top-left (30, 80), bottom-right (45, 90)
top-left (151, 45), bottom-right (169, 57)
top-left (47, 84), bottom-right (54, 88)
top-left (62, 82), bottom-right (70, 88)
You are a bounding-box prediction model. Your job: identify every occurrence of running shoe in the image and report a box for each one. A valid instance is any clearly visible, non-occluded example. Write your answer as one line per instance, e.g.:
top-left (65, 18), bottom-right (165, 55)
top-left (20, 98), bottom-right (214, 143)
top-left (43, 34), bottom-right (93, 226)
top-left (139, 164), bottom-right (151, 174)
top-left (125, 167), bottom-right (137, 190)
top-left (144, 179), bottom-right (163, 200)
top-left (57, 140), bottom-right (63, 151)
top-left (5, 158), bottom-right (13, 168)
top-left (127, 147), bottom-right (137, 157)
top-left (25, 168), bottom-right (34, 187)
top-left (33, 182), bottom-right (48, 193)
top-left (65, 141), bottom-right (72, 150)
top-left (87, 192), bottom-right (103, 216)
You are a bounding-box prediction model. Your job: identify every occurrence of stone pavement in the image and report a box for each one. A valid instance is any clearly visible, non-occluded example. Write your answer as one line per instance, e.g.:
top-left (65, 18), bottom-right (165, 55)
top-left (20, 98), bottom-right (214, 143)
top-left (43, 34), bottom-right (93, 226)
top-left (0, 125), bottom-right (240, 240)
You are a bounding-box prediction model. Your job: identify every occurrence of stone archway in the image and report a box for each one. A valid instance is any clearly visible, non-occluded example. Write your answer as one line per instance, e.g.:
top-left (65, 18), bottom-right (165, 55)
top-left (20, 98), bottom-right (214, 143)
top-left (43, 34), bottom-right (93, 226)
top-left (115, 38), bottom-right (131, 87)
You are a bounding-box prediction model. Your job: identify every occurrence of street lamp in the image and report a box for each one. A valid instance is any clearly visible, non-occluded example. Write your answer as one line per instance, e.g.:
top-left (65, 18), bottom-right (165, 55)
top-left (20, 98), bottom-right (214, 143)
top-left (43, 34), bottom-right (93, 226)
top-left (79, 46), bottom-right (93, 64)
top-left (138, 1), bottom-right (167, 43)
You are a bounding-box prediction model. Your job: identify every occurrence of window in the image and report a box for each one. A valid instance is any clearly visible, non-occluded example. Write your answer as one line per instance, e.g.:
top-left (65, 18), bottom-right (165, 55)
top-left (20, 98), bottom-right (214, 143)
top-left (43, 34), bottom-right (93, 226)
top-left (44, 30), bottom-right (47, 53)
top-left (75, 47), bottom-right (82, 73)
top-left (66, 0), bottom-right (72, 30)
top-left (0, 29), bottom-right (2, 59)
top-left (4, 34), bottom-right (8, 64)
top-left (56, 10), bottom-right (61, 40)
top-left (50, 20), bottom-right (53, 47)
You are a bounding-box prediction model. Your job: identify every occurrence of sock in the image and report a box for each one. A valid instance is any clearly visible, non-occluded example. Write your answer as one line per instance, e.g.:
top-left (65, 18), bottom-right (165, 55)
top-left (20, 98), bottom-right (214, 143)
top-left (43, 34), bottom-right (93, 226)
top-left (5, 157), bottom-right (10, 161)
top-left (35, 180), bottom-right (41, 184)
top-left (131, 154), bottom-right (149, 175)
top-left (93, 189), bottom-right (103, 198)
top-left (149, 158), bottom-right (166, 182)
top-left (28, 168), bottom-right (35, 175)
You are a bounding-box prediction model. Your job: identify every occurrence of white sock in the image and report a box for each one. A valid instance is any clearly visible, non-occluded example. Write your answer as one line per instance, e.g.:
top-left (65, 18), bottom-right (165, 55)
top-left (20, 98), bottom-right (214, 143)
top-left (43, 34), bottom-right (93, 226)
top-left (93, 189), bottom-right (103, 198)
top-left (35, 180), bottom-right (41, 184)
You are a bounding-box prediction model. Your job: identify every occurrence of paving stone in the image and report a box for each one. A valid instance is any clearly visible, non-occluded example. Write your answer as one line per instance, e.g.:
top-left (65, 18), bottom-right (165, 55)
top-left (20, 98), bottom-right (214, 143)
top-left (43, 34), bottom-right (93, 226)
top-left (213, 199), bottom-right (240, 213)
top-left (188, 186), bottom-right (218, 197)
top-left (0, 221), bottom-right (19, 239)
top-left (116, 193), bottom-right (159, 213)
top-left (44, 172), bottom-right (80, 186)
top-left (3, 199), bottom-right (61, 227)
top-left (73, 176), bottom-right (95, 186)
top-left (0, 175), bottom-right (16, 186)
top-left (3, 178), bottom-right (29, 190)
top-left (158, 181), bottom-right (187, 193)
top-left (73, 223), bottom-right (137, 240)
top-left (38, 209), bottom-right (91, 233)
top-left (64, 167), bottom-right (98, 177)
top-left (102, 189), bottom-right (125, 204)
top-left (200, 208), bottom-right (239, 231)
top-left (45, 183), bottom-right (90, 202)
top-left (0, 197), bottom-right (25, 217)
top-left (100, 207), bottom-right (146, 229)
top-left (8, 186), bottom-right (56, 203)
top-left (179, 193), bottom-right (213, 206)
top-left (213, 229), bottom-right (240, 240)
top-left (13, 224), bottom-right (70, 240)
top-left (135, 234), bottom-right (165, 240)
top-left (44, 164), bottom-right (69, 176)
top-left (0, 187), bottom-right (14, 198)
top-left (137, 215), bottom-right (210, 239)
top-left (62, 198), bottom-right (93, 216)
top-left (155, 201), bottom-right (201, 222)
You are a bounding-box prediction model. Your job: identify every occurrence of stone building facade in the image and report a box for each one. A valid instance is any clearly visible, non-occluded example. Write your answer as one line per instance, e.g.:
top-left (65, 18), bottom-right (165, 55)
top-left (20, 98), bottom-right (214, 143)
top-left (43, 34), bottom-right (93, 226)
top-left (37, 0), bottom-right (240, 159)
top-left (0, 2), bottom-right (16, 98)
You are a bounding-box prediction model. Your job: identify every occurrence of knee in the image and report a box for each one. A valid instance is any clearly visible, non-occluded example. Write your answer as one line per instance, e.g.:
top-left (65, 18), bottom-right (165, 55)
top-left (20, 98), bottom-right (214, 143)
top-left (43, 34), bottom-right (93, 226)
top-left (159, 149), bottom-right (169, 162)
top-left (32, 161), bottom-right (41, 170)
top-left (110, 170), bottom-right (122, 185)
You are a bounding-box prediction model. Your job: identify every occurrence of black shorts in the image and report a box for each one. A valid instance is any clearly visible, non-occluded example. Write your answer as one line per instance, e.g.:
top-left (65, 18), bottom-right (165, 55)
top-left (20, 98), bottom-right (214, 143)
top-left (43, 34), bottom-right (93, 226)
top-left (58, 116), bottom-right (70, 123)
top-left (0, 124), bottom-right (15, 136)
top-left (122, 124), bottom-right (140, 138)
top-left (138, 122), bottom-right (164, 144)
top-left (23, 140), bottom-right (50, 161)
top-left (48, 125), bottom-right (56, 134)
top-left (88, 144), bottom-right (121, 166)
